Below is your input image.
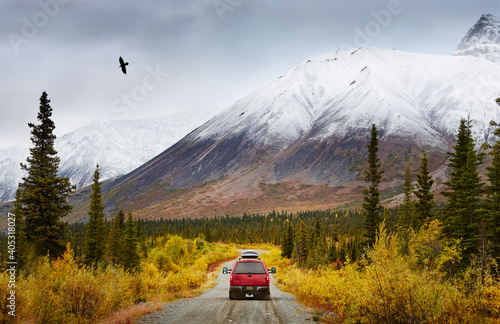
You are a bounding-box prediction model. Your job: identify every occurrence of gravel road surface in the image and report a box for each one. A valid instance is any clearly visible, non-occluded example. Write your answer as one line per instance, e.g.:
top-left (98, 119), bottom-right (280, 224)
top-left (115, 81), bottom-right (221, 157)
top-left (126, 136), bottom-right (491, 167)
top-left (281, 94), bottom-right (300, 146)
top-left (137, 258), bottom-right (313, 324)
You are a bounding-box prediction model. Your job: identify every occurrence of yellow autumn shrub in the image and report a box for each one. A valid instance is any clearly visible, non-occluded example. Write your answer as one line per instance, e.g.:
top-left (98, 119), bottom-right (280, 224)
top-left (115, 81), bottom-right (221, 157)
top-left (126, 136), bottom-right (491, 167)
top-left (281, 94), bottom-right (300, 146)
top-left (6, 237), bottom-right (237, 324)
top-left (274, 221), bottom-right (500, 324)
top-left (0, 270), bottom-right (29, 324)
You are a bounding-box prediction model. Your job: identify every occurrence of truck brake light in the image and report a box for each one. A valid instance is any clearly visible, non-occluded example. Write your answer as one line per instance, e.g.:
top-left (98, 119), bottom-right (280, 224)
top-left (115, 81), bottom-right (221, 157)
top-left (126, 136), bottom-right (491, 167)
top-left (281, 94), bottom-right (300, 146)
top-left (230, 275), bottom-right (233, 284)
top-left (266, 275), bottom-right (269, 284)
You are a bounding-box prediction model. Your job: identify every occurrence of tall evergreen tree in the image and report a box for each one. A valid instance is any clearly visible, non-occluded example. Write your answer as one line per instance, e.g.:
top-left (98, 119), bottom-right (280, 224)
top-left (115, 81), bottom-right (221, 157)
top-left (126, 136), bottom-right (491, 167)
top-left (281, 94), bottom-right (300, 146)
top-left (204, 222), bottom-right (213, 243)
top-left (136, 217), bottom-right (146, 253)
top-left (16, 92), bottom-right (74, 258)
top-left (84, 165), bottom-right (107, 266)
top-left (306, 233), bottom-right (328, 270)
top-left (362, 124), bottom-right (384, 246)
top-left (328, 241), bottom-right (339, 266)
top-left (487, 118), bottom-right (500, 260)
top-left (484, 97), bottom-right (500, 261)
top-left (292, 219), bottom-right (309, 266)
top-left (122, 209), bottom-right (140, 271)
top-left (310, 216), bottom-right (321, 249)
top-left (398, 160), bottom-right (413, 231)
top-left (414, 151), bottom-right (435, 230)
top-left (442, 117), bottom-right (484, 267)
top-left (107, 210), bottom-right (125, 265)
top-left (281, 221), bottom-right (294, 259)
top-left (442, 118), bottom-right (473, 239)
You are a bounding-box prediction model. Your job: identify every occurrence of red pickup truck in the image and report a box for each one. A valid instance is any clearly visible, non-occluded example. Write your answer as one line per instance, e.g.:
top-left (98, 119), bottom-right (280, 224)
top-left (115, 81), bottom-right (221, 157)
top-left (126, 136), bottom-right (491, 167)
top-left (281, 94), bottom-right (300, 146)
top-left (222, 250), bottom-right (276, 300)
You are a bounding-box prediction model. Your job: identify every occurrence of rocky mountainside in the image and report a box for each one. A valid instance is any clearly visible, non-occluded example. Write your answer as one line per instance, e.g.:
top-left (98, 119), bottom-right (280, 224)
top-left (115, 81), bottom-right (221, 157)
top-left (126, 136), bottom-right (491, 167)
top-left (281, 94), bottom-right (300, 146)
top-left (453, 14), bottom-right (500, 64)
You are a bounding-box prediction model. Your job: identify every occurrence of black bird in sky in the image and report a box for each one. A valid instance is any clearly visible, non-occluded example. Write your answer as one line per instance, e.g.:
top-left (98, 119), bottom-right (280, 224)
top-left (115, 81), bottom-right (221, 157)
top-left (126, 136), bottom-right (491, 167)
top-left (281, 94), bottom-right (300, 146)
top-left (119, 56), bottom-right (129, 74)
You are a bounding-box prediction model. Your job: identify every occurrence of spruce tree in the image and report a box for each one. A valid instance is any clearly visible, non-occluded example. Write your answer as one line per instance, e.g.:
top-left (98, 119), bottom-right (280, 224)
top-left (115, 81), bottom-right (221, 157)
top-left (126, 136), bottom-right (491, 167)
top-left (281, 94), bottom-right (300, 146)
top-left (442, 117), bottom-right (484, 267)
top-left (442, 118), bottom-right (473, 239)
top-left (84, 165), bottom-right (107, 266)
top-left (362, 124), bottom-right (384, 246)
top-left (280, 221), bottom-right (294, 259)
top-left (328, 241), bottom-right (339, 267)
top-left (414, 151), bottom-right (435, 230)
top-left (306, 233), bottom-right (328, 270)
top-left (486, 118), bottom-right (500, 260)
top-left (136, 217), bottom-right (146, 253)
top-left (136, 217), bottom-right (144, 241)
top-left (204, 222), bottom-right (212, 242)
top-left (107, 210), bottom-right (125, 265)
top-left (122, 209), bottom-right (140, 271)
top-left (398, 160), bottom-right (413, 231)
top-left (292, 219), bottom-right (309, 266)
top-left (310, 216), bottom-right (321, 250)
top-left (16, 92), bottom-right (74, 258)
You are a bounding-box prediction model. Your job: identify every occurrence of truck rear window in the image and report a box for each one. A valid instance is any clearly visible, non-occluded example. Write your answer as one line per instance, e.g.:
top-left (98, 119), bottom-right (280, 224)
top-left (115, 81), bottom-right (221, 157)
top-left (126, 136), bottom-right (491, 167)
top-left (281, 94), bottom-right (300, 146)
top-left (233, 261), bottom-right (266, 274)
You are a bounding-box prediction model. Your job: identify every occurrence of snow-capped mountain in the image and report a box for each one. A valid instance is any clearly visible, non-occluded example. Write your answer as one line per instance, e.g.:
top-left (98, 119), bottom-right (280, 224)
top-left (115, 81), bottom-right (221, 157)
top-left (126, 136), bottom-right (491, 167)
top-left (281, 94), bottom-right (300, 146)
top-left (109, 47), bottom-right (500, 200)
top-left (0, 112), bottom-right (212, 202)
top-left (5, 14), bottom-right (500, 218)
top-left (453, 14), bottom-right (500, 64)
top-left (0, 146), bottom-right (30, 202)
top-left (199, 48), bottom-right (499, 148)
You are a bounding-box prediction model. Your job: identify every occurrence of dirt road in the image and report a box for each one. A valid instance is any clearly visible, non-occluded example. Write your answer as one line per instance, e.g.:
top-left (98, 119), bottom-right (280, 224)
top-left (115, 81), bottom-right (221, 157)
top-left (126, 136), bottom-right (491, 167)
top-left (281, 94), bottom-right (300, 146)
top-left (137, 258), bottom-right (313, 324)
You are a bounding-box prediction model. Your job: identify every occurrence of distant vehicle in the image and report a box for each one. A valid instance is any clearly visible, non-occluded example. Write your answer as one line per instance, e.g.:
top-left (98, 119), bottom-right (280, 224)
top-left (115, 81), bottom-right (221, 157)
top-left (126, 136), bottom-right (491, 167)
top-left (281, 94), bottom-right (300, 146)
top-left (240, 250), bottom-right (259, 259)
top-left (222, 251), bottom-right (276, 300)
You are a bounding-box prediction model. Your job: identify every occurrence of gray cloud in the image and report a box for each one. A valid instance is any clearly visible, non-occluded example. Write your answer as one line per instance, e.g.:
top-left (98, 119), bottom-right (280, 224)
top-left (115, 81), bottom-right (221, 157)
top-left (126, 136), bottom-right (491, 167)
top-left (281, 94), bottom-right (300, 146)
top-left (0, 0), bottom-right (499, 148)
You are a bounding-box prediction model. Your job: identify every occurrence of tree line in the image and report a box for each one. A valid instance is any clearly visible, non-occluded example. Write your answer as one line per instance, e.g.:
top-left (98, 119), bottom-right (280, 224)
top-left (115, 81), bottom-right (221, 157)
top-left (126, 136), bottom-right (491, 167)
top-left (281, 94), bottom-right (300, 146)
top-left (6, 92), bottom-right (142, 271)
top-left (3, 91), bottom-right (500, 277)
top-left (273, 113), bottom-right (500, 273)
top-left (359, 110), bottom-right (500, 273)
top-left (3, 92), bottom-right (374, 270)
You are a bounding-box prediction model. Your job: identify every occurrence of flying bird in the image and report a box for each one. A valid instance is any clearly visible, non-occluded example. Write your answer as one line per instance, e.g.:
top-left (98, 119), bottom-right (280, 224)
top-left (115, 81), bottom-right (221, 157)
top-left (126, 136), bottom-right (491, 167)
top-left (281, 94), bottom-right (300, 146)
top-left (119, 56), bottom-right (129, 74)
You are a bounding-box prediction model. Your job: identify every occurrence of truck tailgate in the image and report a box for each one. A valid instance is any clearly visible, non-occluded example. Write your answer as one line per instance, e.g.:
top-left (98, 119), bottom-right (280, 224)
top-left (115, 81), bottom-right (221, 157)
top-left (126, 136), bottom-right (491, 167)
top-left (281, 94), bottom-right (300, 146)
top-left (232, 273), bottom-right (268, 286)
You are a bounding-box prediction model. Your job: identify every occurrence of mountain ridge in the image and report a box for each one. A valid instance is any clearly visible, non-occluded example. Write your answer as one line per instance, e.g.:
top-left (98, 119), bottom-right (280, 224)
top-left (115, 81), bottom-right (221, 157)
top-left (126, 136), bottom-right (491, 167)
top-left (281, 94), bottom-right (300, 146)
top-left (101, 46), bottom-right (500, 220)
top-left (3, 14), bottom-right (500, 222)
top-left (453, 13), bottom-right (500, 64)
top-left (0, 112), bottom-right (213, 202)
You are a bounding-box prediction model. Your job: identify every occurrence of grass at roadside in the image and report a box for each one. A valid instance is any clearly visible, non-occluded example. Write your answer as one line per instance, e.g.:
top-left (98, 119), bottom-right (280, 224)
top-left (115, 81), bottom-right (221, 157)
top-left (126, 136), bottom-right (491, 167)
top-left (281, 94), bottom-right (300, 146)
top-left (0, 236), bottom-right (238, 324)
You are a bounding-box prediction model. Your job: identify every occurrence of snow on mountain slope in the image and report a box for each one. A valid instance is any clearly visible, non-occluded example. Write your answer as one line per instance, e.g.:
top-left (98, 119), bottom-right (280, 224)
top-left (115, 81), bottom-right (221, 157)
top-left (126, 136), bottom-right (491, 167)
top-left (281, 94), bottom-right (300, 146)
top-left (453, 14), bottom-right (500, 64)
top-left (199, 47), bottom-right (500, 149)
top-left (0, 146), bottom-right (29, 202)
top-left (109, 47), bottom-right (500, 197)
top-left (0, 112), bottom-right (212, 202)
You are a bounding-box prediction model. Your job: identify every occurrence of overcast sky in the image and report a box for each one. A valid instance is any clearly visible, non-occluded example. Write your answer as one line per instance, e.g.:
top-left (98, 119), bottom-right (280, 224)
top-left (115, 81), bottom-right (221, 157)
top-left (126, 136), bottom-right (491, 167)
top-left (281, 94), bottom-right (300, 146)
top-left (0, 0), bottom-right (499, 149)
